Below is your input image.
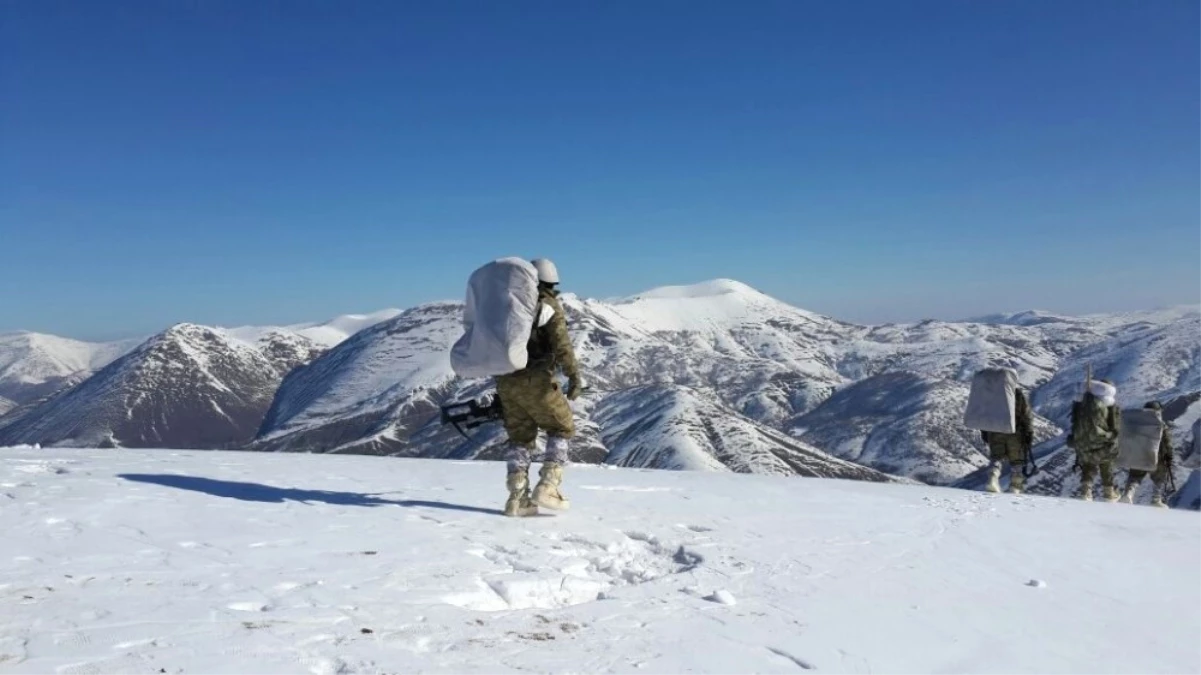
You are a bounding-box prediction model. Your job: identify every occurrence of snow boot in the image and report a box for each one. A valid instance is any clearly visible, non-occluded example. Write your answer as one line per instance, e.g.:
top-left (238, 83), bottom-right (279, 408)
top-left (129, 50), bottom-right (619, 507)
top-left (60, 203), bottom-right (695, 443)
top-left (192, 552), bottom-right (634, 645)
top-left (1008, 470), bottom-right (1025, 495)
top-left (1103, 485), bottom-right (1120, 503)
top-left (504, 470), bottom-right (538, 517)
top-left (1079, 485), bottom-right (1094, 501)
top-left (1120, 484), bottom-right (1137, 504)
top-left (532, 462), bottom-right (570, 511)
top-left (985, 463), bottom-right (1002, 494)
top-left (1150, 488), bottom-right (1167, 509)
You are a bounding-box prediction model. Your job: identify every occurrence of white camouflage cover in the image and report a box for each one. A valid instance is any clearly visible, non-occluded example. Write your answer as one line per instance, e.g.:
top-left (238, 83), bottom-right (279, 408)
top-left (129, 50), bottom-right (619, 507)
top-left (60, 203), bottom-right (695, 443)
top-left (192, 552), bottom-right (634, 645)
top-left (963, 368), bottom-right (1018, 434)
top-left (450, 257), bottom-right (540, 380)
top-left (1116, 407), bottom-right (1164, 472)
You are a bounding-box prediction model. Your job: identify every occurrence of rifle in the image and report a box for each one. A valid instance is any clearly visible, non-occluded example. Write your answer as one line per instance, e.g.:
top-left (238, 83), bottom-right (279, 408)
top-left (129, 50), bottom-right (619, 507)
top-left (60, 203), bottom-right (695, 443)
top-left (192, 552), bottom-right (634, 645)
top-left (1022, 450), bottom-right (1041, 479)
top-left (439, 395), bottom-right (503, 443)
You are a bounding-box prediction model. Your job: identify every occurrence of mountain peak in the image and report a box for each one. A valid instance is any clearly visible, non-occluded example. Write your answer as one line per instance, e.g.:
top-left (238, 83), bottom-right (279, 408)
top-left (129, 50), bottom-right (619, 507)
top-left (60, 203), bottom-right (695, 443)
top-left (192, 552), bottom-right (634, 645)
top-left (158, 322), bottom-right (216, 338)
top-left (623, 278), bottom-right (764, 302)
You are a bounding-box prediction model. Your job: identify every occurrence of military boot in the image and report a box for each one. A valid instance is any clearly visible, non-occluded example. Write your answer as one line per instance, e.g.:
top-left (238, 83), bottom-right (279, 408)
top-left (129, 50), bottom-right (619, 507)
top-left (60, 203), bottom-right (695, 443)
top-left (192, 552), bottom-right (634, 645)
top-left (985, 462), bottom-right (1002, 494)
top-left (1008, 470), bottom-right (1025, 495)
top-left (1079, 484), bottom-right (1094, 501)
top-left (1150, 488), bottom-right (1167, 509)
top-left (531, 462), bottom-right (570, 511)
top-left (1120, 484), bottom-right (1137, 504)
top-left (504, 470), bottom-right (538, 517)
top-left (1103, 485), bottom-right (1120, 503)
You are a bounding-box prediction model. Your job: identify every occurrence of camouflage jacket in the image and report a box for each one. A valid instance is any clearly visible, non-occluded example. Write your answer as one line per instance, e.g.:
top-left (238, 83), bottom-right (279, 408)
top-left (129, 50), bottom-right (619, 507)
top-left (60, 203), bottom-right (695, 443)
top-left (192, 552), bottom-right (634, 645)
top-left (524, 287), bottom-right (579, 379)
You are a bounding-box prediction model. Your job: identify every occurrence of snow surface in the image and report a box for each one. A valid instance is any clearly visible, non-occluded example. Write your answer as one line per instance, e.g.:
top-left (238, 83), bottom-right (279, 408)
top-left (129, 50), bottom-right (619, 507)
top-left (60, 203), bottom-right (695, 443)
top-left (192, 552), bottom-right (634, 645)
top-left (1, 446), bottom-right (1198, 674)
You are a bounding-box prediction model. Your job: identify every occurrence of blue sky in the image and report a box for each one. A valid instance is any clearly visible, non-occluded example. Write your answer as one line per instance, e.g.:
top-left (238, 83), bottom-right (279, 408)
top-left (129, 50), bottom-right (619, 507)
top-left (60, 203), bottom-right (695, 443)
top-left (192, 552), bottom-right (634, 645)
top-left (2, 0), bottom-right (1197, 339)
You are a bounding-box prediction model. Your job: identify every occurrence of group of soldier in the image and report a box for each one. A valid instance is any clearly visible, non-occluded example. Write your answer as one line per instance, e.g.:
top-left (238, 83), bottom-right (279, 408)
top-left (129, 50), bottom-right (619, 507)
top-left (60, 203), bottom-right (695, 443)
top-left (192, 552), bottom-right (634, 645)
top-left (482, 256), bottom-right (1177, 515)
top-left (981, 379), bottom-right (1175, 507)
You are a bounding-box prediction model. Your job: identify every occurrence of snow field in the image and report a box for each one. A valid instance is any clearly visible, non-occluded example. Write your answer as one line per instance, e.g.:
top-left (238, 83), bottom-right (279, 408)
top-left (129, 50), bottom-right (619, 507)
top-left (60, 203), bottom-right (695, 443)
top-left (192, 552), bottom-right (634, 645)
top-left (1, 446), bottom-right (1198, 674)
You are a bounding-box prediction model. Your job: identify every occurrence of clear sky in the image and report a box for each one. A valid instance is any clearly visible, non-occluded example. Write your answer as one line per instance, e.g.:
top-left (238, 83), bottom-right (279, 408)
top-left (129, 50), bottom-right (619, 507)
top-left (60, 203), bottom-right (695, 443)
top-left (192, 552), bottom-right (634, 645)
top-left (2, 0), bottom-right (1198, 340)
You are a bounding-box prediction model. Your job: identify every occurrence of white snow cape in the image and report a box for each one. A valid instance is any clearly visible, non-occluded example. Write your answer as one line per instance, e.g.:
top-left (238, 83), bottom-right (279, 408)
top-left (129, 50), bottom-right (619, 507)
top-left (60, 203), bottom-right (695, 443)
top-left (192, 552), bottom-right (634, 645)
top-left (450, 257), bottom-right (543, 380)
top-left (1116, 407), bottom-right (1164, 472)
top-left (963, 368), bottom-right (1018, 434)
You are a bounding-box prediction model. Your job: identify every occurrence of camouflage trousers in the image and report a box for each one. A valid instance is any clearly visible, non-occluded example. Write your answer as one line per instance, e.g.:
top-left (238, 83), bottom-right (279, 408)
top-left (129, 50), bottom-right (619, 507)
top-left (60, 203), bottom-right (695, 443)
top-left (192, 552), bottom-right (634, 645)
top-left (1126, 462), bottom-right (1171, 488)
top-left (1080, 461), bottom-right (1115, 489)
top-left (987, 433), bottom-right (1027, 465)
top-left (495, 369), bottom-right (574, 473)
top-left (1077, 443), bottom-right (1118, 490)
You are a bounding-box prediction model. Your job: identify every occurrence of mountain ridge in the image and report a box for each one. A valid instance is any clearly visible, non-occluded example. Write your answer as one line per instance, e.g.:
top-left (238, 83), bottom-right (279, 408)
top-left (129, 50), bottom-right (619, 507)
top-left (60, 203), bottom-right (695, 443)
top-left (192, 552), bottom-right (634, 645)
top-left (2, 279), bottom-right (1197, 506)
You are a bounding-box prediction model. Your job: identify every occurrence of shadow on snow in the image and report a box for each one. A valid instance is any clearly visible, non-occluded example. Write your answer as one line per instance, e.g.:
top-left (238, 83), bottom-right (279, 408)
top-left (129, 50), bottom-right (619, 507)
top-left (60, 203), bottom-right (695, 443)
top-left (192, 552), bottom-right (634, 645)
top-left (118, 473), bottom-right (504, 515)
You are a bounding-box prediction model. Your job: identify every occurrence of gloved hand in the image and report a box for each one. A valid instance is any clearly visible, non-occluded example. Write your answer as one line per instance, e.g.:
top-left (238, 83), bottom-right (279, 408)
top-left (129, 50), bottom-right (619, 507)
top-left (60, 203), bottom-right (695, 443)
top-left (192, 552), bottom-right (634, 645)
top-left (566, 374), bottom-right (585, 401)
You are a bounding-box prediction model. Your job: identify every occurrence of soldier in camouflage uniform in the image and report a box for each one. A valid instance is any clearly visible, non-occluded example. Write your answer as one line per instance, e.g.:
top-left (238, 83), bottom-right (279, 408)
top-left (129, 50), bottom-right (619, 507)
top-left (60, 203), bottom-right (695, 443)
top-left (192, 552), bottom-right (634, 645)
top-left (981, 388), bottom-right (1034, 494)
top-left (1068, 379), bottom-right (1122, 502)
top-left (495, 258), bottom-right (584, 517)
top-left (1121, 401), bottom-right (1174, 508)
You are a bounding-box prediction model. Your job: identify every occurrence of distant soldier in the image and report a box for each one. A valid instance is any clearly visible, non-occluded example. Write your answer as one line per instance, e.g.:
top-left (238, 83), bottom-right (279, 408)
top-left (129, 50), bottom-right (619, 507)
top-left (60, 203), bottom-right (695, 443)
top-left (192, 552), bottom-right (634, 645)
top-left (981, 388), bottom-right (1035, 494)
top-left (1068, 379), bottom-right (1122, 502)
top-left (1121, 401), bottom-right (1174, 508)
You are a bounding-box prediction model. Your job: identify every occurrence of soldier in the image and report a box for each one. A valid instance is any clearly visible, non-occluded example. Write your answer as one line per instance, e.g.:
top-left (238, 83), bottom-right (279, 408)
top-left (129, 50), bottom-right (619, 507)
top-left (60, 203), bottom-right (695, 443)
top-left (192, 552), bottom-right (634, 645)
top-left (1120, 401), bottom-right (1174, 508)
top-left (981, 388), bottom-right (1035, 494)
top-left (1068, 378), bottom-right (1122, 502)
top-left (494, 258), bottom-right (584, 517)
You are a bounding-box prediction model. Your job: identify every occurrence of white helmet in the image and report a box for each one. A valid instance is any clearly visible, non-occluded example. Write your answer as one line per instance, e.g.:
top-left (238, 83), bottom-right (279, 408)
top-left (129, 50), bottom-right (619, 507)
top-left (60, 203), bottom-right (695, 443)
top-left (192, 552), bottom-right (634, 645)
top-left (531, 258), bottom-right (560, 284)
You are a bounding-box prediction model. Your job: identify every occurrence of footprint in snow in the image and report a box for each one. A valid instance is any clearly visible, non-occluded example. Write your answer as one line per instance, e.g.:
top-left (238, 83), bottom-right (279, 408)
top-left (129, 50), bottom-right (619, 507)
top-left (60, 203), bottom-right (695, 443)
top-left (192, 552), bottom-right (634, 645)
top-left (767, 646), bottom-right (815, 671)
top-left (227, 602), bottom-right (269, 612)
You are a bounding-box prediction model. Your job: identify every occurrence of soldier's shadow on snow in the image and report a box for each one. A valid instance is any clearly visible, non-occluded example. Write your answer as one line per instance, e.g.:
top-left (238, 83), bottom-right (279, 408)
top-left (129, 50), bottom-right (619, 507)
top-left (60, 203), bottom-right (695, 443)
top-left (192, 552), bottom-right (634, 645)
top-left (118, 474), bottom-right (504, 515)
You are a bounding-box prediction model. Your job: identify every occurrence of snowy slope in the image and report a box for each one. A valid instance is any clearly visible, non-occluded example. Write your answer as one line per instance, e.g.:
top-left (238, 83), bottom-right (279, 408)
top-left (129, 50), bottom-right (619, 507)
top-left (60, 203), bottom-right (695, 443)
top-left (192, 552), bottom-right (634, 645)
top-left (0, 325), bottom-right (323, 449)
top-left (0, 332), bottom-right (140, 404)
top-left (574, 279), bottom-right (850, 419)
top-left (0, 446), bottom-right (1197, 675)
top-left (789, 371), bottom-right (1058, 484)
top-left (0, 396), bottom-right (14, 417)
top-left (590, 384), bottom-right (905, 481)
top-left (252, 303), bottom-right (463, 455)
top-left (1032, 311), bottom-right (1201, 424)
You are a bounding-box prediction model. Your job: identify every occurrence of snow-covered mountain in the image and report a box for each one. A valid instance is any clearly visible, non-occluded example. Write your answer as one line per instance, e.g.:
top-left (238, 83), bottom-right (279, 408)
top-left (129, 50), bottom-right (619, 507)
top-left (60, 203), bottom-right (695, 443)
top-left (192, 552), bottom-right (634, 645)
top-left (251, 303), bottom-right (464, 455)
top-left (0, 395), bottom-right (15, 417)
top-left (0, 310), bottom-right (401, 409)
top-left (249, 279), bottom-right (1199, 492)
top-left (5, 280), bottom-right (1197, 496)
top-left (0, 325), bottom-right (325, 449)
top-left (0, 331), bottom-right (140, 404)
top-left (249, 281), bottom-right (886, 481)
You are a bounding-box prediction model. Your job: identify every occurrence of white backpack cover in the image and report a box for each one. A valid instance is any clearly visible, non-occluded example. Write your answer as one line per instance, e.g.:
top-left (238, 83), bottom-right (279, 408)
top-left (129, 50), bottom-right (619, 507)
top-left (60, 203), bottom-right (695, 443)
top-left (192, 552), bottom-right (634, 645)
top-left (450, 257), bottom-right (541, 379)
top-left (963, 368), bottom-right (1018, 434)
top-left (1116, 407), bottom-right (1164, 471)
